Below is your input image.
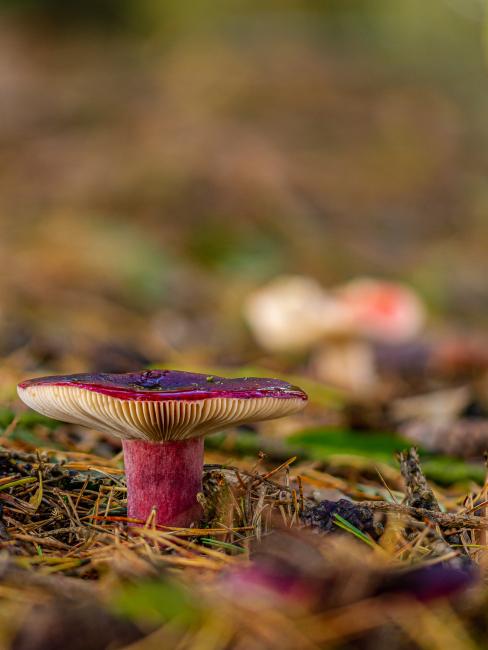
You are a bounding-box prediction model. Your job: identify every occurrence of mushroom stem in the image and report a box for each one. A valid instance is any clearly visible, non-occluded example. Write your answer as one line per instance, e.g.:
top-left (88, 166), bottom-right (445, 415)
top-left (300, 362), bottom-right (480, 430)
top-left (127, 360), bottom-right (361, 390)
top-left (122, 438), bottom-right (204, 527)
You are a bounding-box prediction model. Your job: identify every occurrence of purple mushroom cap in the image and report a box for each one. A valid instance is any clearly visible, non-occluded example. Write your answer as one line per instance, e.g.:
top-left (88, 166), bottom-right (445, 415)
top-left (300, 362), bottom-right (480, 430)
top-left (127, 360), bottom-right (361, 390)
top-left (18, 369), bottom-right (307, 402)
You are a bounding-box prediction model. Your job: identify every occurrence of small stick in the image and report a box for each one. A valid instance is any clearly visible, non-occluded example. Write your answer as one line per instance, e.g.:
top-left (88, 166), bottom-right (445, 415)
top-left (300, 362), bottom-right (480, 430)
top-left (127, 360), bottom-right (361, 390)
top-left (364, 501), bottom-right (488, 529)
top-left (297, 475), bottom-right (304, 514)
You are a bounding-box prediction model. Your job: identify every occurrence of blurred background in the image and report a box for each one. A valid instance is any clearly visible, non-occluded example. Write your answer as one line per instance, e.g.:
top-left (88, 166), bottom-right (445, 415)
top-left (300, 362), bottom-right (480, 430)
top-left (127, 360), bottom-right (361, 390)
top-left (0, 0), bottom-right (487, 377)
top-left (2, 8), bottom-right (488, 648)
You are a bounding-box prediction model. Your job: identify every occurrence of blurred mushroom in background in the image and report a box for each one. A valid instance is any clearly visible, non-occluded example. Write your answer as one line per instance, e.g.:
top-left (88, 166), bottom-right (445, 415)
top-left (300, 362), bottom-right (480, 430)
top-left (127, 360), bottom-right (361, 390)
top-left (243, 275), bottom-right (352, 354)
top-left (312, 277), bottom-right (426, 396)
top-left (336, 278), bottom-right (425, 345)
top-left (244, 275), bottom-right (427, 396)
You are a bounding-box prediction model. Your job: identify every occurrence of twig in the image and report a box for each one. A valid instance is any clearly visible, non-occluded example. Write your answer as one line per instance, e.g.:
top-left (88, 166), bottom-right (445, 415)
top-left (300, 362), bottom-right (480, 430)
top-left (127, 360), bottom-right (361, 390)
top-left (364, 501), bottom-right (488, 530)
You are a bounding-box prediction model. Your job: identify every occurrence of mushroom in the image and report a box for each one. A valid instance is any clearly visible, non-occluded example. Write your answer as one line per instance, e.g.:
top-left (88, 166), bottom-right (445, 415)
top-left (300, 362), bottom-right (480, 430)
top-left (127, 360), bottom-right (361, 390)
top-left (244, 276), bottom-right (426, 395)
top-left (312, 279), bottom-right (425, 394)
top-left (243, 275), bottom-right (351, 353)
top-left (336, 277), bottom-right (425, 344)
top-left (17, 369), bottom-right (308, 527)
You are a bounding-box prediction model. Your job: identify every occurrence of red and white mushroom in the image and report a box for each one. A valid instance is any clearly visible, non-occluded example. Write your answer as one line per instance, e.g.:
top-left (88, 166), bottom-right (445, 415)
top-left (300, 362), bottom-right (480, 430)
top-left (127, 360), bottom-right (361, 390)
top-left (18, 369), bottom-right (308, 527)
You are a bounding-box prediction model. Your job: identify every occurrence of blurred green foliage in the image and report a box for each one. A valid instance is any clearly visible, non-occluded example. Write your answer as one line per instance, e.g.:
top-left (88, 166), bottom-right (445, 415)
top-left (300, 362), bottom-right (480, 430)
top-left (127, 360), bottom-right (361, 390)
top-left (208, 427), bottom-right (486, 486)
top-left (188, 220), bottom-right (284, 278)
top-left (0, 406), bottom-right (59, 430)
top-left (290, 427), bottom-right (486, 485)
top-left (113, 579), bottom-right (202, 626)
top-left (0, 0), bottom-right (485, 72)
top-left (0, 0), bottom-right (138, 26)
top-left (289, 427), bottom-right (410, 462)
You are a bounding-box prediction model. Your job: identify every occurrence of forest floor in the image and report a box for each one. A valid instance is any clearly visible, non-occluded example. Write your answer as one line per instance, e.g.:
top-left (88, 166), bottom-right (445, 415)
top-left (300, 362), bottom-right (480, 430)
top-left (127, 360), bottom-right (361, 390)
top-left (0, 353), bottom-right (488, 650)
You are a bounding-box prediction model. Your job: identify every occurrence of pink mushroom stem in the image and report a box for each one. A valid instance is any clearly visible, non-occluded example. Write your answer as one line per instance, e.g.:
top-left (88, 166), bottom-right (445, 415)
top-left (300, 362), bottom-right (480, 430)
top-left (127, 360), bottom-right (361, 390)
top-left (122, 437), bottom-right (205, 527)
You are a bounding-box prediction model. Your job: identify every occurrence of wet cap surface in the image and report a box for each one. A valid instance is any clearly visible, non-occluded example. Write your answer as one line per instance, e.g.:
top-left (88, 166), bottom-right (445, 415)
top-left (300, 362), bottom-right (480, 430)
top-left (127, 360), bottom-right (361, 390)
top-left (18, 369), bottom-right (307, 402)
